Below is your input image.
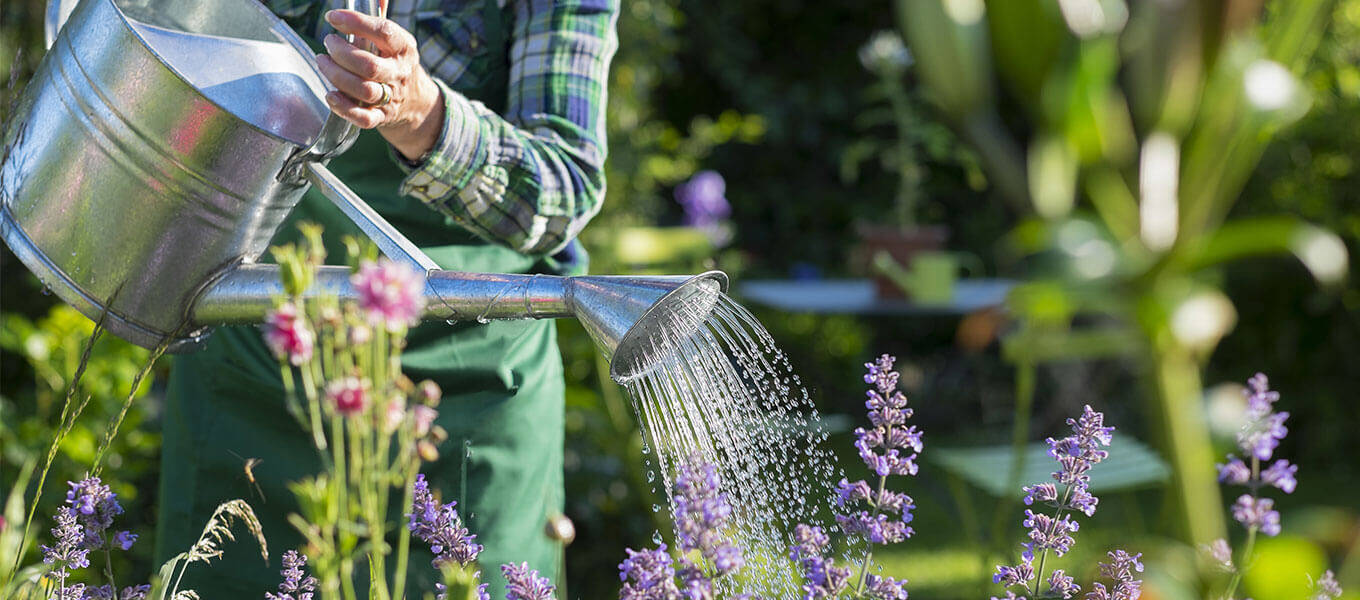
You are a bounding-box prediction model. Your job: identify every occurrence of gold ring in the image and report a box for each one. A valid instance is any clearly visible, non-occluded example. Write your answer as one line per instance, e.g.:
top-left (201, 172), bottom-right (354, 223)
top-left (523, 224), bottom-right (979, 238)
top-left (375, 82), bottom-right (392, 107)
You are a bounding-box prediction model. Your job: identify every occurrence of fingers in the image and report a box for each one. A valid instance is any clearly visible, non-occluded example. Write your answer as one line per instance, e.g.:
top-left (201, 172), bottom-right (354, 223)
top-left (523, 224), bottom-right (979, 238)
top-left (325, 90), bottom-right (386, 129)
top-left (325, 9), bottom-right (409, 56)
top-left (323, 33), bottom-right (400, 82)
top-left (316, 55), bottom-right (387, 105)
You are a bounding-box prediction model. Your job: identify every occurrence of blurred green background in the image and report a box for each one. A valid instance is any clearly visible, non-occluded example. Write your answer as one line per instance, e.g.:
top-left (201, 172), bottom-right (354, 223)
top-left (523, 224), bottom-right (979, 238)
top-left (2, 0), bottom-right (1358, 598)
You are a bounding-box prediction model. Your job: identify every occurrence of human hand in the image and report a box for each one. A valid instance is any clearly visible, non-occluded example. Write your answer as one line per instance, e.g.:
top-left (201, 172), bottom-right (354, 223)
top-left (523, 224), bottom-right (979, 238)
top-left (317, 9), bottom-right (445, 161)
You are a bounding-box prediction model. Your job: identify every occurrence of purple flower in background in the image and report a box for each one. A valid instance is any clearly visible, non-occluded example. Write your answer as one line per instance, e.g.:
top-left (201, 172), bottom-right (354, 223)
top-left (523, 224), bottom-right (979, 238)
top-left (1217, 373), bottom-right (1294, 538)
top-left (65, 476), bottom-right (123, 550)
top-left (675, 171), bottom-right (733, 247)
top-left (265, 550), bottom-right (317, 600)
top-left (263, 301), bottom-right (315, 366)
top-left (864, 574), bottom-right (910, 599)
top-left (1311, 570), bottom-right (1343, 600)
top-left (994, 406), bottom-right (1116, 596)
top-left (119, 585), bottom-right (151, 600)
top-left (434, 580), bottom-right (490, 600)
top-left (675, 171), bottom-right (731, 227)
top-left (112, 530), bottom-right (137, 551)
top-left (408, 474), bottom-right (483, 568)
top-left (1085, 550), bottom-right (1143, 600)
top-left (502, 562), bottom-right (555, 600)
top-left (1231, 494), bottom-right (1282, 536)
top-left (352, 259), bottom-right (426, 332)
top-left (42, 506), bottom-right (90, 580)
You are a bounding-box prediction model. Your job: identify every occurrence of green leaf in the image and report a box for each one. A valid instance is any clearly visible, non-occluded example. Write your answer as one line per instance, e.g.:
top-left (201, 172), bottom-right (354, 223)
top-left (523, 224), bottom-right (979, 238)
top-left (1177, 216), bottom-right (1349, 283)
top-left (931, 436), bottom-right (1171, 498)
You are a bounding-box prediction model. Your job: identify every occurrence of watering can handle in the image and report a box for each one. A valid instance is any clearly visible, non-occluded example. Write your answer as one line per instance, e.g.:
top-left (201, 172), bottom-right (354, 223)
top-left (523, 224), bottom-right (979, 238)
top-left (304, 162), bottom-right (440, 272)
top-left (303, 0), bottom-right (386, 160)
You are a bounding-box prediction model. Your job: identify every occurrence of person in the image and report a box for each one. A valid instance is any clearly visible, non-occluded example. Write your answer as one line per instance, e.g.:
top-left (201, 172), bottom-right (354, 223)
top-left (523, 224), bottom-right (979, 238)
top-left (154, 0), bottom-right (619, 597)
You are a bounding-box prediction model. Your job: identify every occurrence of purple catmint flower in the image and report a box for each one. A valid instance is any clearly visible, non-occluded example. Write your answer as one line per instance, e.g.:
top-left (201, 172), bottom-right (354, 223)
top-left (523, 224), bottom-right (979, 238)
top-left (993, 560), bottom-right (1034, 587)
top-left (864, 574), bottom-right (910, 599)
top-left (996, 406), bottom-right (1117, 597)
top-left (619, 545), bottom-right (679, 599)
top-left (671, 459), bottom-right (743, 576)
top-left (352, 259), bottom-right (426, 332)
top-left (1260, 459), bottom-right (1298, 493)
top-left (119, 585), bottom-right (151, 600)
top-left (65, 477), bottom-right (123, 550)
top-left (1022, 483), bottom-right (1058, 506)
top-left (990, 592), bottom-right (1025, 600)
top-left (52, 583), bottom-right (85, 600)
top-left (408, 474), bottom-right (483, 568)
top-left (112, 531), bottom-right (137, 551)
top-left (837, 511), bottom-right (913, 544)
top-left (1231, 494), bottom-right (1282, 536)
top-left (263, 302), bottom-right (314, 366)
top-left (1046, 569), bottom-right (1080, 599)
top-left (266, 550), bottom-right (317, 600)
top-left (675, 171), bottom-right (731, 228)
top-left (1217, 457), bottom-right (1251, 485)
top-left (1086, 550), bottom-right (1143, 600)
top-left (1311, 570), bottom-right (1343, 600)
top-left (434, 580), bottom-right (490, 600)
top-left (502, 562), bottom-right (555, 600)
top-left (789, 524), bottom-right (853, 600)
top-left (84, 584), bottom-right (116, 599)
top-left (1204, 538), bottom-right (1234, 570)
top-left (42, 506), bottom-right (90, 578)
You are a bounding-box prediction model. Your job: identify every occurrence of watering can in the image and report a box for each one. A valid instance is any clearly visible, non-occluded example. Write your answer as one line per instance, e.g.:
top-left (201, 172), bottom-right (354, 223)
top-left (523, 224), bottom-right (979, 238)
top-left (1, 0), bottom-right (725, 383)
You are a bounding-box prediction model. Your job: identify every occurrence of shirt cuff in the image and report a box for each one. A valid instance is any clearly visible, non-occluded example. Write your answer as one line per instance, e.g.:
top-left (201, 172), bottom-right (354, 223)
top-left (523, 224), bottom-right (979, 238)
top-left (395, 78), bottom-right (488, 203)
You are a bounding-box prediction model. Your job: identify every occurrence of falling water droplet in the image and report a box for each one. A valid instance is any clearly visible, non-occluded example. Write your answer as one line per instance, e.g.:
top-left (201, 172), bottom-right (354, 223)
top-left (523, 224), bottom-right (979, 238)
top-left (647, 470), bottom-right (655, 483)
top-left (651, 530), bottom-right (663, 544)
top-left (41, 286), bottom-right (51, 296)
top-left (445, 319), bottom-right (457, 326)
top-left (475, 316), bottom-right (490, 324)
top-left (651, 503), bottom-right (660, 513)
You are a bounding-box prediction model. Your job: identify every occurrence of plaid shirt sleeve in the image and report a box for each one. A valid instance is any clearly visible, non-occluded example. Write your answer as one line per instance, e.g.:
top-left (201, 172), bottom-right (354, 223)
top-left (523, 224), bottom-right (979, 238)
top-left (398, 0), bottom-right (619, 256)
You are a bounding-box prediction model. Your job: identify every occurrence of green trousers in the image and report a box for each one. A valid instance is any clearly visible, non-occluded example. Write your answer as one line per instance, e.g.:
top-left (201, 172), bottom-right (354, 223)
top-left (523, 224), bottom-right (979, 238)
top-left (154, 132), bottom-right (566, 599)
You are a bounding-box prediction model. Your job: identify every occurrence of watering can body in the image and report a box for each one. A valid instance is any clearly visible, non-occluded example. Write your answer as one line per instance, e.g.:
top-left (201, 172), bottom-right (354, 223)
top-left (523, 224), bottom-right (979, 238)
top-left (1, 0), bottom-right (333, 350)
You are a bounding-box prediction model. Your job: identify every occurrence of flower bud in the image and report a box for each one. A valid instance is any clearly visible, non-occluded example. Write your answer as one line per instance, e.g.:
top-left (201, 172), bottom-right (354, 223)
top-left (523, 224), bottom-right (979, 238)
top-left (384, 394), bottom-right (407, 434)
top-left (326, 377), bottom-right (369, 417)
top-left (419, 380), bottom-right (442, 405)
top-left (417, 440), bottom-right (439, 462)
top-left (413, 405), bottom-right (438, 437)
top-left (430, 425), bottom-right (448, 444)
top-left (348, 323), bottom-right (372, 346)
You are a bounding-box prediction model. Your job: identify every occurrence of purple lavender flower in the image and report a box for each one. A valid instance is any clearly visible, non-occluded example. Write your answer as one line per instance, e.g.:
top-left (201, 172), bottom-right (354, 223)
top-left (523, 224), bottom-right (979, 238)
top-left (995, 406), bottom-right (1116, 596)
top-left (864, 574), bottom-right (910, 599)
top-left (789, 524), bottom-right (852, 600)
top-left (502, 562), bottom-right (555, 600)
top-left (112, 530), bottom-right (137, 551)
top-left (1217, 374), bottom-right (1294, 538)
top-left (434, 580), bottom-right (490, 600)
top-left (1046, 569), bottom-right (1080, 599)
top-left (1231, 494), bottom-right (1282, 536)
top-left (265, 550), bottom-right (317, 600)
top-left (619, 545), bottom-right (680, 600)
top-left (65, 477), bottom-right (124, 550)
top-left (408, 474), bottom-right (483, 568)
top-left (42, 506), bottom-right (90, 579)
top-left (52, 583), bottom-right (85, 600)
top-left (672, 459), bottom-right (743, 576)
top-left (119, 585), bottom-right (151, 600)
top-left (1311, 570), bottom-right (1343, 600)
top-left (675, 171), bottom-right (731, 228)
top-left (1085, 550), bottom-right (1143, 600)
top-left (1204, 538), bottom-right (1234, 570)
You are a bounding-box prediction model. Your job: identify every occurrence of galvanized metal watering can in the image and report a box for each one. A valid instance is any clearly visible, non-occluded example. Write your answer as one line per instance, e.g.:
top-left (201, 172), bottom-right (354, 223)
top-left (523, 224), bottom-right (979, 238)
top-left (2, 0), bottom-right (725, 383)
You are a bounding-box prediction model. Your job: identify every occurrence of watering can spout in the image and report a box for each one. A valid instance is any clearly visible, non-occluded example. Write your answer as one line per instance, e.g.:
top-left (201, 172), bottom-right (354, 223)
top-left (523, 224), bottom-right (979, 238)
top-left (191, 266), bottom-right (728, 383)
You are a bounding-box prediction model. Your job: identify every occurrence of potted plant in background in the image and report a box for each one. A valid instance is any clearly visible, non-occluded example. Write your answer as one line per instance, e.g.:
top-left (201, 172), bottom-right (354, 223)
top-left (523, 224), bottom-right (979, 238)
top-left (846, 30), bottom-right (982, 300)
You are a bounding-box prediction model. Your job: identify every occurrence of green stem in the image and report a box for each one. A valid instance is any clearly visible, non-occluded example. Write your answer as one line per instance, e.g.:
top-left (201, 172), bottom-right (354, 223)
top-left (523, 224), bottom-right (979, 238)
top-left (855, 418), bottom-right (895, 596)
top-left (1151, 346), bottom-right (1226, 548)
top-left (391, 462), bottom-right (419, 600)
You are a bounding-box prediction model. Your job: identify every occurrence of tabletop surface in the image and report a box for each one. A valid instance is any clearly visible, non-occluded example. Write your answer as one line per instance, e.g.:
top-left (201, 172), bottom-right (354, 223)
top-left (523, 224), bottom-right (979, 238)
top-left (735, 278), bottom-right (1015, 316)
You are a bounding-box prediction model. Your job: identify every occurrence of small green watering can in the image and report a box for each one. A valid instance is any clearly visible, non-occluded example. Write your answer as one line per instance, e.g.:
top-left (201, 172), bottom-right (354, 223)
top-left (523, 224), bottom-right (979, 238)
top-left (873, 250), bottom-right (983, 304)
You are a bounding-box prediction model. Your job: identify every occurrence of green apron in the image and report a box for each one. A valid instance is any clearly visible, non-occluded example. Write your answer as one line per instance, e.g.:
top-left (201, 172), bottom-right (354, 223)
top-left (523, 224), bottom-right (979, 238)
top-left (155, 7), bottom-right (568, 592)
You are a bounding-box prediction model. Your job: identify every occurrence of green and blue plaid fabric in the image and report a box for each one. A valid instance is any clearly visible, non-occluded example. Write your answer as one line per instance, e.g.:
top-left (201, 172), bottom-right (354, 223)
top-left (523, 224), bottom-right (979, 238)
top-left (268, 0), bottom-right (618, 256)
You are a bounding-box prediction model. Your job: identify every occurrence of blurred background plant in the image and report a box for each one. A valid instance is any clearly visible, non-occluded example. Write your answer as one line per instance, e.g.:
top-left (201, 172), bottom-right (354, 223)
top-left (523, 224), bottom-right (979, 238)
top-left (3, 0), bottom-right (1358, 598)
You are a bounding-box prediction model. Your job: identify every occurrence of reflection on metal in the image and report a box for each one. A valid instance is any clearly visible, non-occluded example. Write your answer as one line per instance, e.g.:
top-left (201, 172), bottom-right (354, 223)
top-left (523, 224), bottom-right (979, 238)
top-left (11, 0), bottom-right (730, 381)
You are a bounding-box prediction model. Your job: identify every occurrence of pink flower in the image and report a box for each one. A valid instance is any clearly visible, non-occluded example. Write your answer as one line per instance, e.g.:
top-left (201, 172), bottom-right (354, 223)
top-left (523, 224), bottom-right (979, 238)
top-left (264, 302), bottom-right (314, 365)
top-left (327, 377), bottom-right (369, 417)
top-left (413, 405), bottom-right (438, 437)
top-left (351, 259), bottom-right (425, 332)
top-left (384, 394), bottom-right (407, 433)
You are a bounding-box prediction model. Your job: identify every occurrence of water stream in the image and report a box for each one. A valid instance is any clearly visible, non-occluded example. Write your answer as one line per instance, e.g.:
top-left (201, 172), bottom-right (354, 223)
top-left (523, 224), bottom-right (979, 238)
top-left (622, 292), bottom-right (842, 598)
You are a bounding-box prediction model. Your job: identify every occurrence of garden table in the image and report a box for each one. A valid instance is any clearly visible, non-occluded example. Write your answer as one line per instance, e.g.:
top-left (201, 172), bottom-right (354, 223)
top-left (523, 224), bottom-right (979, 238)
top-left (736, 278), bottom-right (1015, 315)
